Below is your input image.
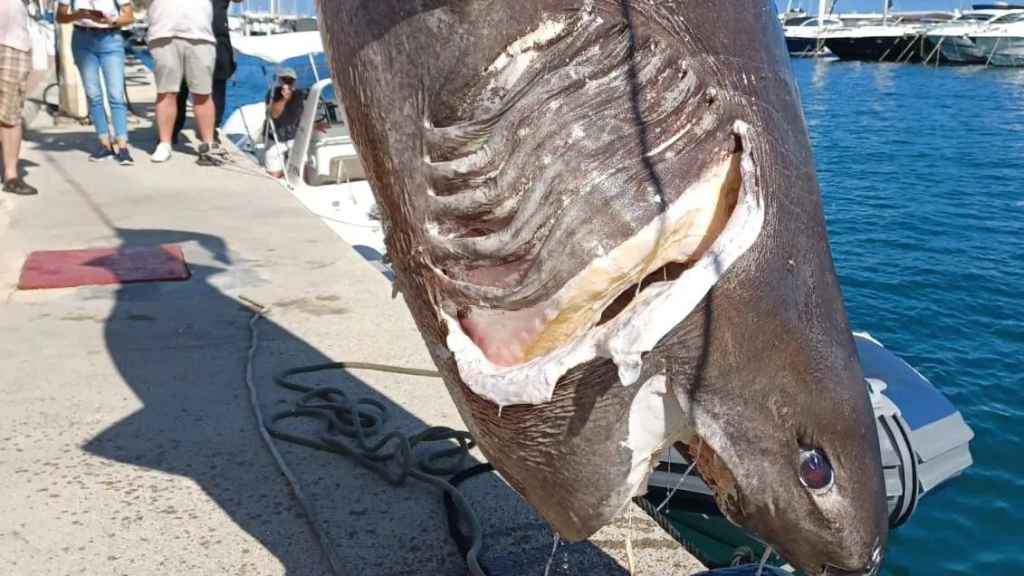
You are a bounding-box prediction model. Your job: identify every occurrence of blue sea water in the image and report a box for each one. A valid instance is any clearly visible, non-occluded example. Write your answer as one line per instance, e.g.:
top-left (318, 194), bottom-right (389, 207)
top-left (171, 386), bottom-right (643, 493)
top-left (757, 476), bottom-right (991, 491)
top-left (793, 59), bottom-right (1024, 575)
top-left (152, 48), bottom-right (1024, 574)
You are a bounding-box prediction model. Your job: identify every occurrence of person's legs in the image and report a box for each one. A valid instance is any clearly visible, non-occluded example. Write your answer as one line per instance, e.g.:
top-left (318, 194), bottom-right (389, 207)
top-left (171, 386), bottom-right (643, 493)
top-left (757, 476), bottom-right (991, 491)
top-left (154, 94), bottom-right (177, 145)
top-left (0, 45), bottom-right (37, 195)
top-left (263, 140), bottom-right (292, 179)
top-left (0, 120), bottom-right (24, 179)
top-left (212, 77), bottom-right (227, 135)
top-left (183, 40), bottom-right (220, 164)
top-left (149, 38), bottom-right (185, 162)
top-left (95, 33), bottom-right (132, 165)
top-left (183, 40), bottom-right (216, 146)
top-left (173, 80), bottom-right (188, 145)
top-left (213, 36), bottom-right (234, 138)
top-left (71, 31), bottom-right (114, 160)
top-left (192, 93), bottom-right (214, 144)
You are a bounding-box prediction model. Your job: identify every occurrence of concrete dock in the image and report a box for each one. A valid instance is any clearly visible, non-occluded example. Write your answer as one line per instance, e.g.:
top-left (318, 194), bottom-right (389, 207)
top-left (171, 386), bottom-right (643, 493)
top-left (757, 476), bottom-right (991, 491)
top-left (0, 61), bottom-right (706, 576)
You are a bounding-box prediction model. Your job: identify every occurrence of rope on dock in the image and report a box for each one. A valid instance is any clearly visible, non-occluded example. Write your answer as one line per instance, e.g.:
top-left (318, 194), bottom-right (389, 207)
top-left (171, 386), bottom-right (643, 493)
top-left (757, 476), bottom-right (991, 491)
top-left (240, 297), bottom-right (490, 576)
top-left (238, 294), bottom-right (753, 576)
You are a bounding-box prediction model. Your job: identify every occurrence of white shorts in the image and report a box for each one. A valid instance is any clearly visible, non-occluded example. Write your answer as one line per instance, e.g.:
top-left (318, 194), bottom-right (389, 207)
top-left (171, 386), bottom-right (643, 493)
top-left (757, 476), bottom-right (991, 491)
top-left (264, 139), bottom-right (293, 173)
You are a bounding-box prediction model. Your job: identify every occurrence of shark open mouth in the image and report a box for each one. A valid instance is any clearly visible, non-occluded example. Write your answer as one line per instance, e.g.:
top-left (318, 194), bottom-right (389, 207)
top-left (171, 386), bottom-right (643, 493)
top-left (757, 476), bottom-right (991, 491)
top-left (437, 122), bottom-right (765, 408)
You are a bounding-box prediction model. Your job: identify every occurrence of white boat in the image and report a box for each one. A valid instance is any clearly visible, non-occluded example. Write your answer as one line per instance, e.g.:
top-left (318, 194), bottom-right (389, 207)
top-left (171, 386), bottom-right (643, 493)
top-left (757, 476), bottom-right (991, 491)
top-left (923, 8), bottom-right (1024, 64)
top-left (819, 0), bottom-right (957, 64)
top-left (969, 18), bottom-right (1024, 65)
top-left (221, 31), bottom-right (389, 275)
top-left (782, 16), bottom-right (839, 56)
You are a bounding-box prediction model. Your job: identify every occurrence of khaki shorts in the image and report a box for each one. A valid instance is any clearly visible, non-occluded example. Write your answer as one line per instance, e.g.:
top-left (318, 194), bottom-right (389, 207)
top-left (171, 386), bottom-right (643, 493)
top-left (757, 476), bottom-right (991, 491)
top-left (0, 45), bottom-right (31, 126)
top-left (150, 37), bottom-right (216, 95)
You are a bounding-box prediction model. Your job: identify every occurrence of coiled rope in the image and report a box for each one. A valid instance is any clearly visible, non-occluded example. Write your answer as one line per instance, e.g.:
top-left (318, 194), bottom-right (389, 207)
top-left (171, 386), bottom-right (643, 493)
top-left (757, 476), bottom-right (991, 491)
top-left (239, 295), bottom-right (753, 576)
top-left (240, 297), bottom-right (489, 576)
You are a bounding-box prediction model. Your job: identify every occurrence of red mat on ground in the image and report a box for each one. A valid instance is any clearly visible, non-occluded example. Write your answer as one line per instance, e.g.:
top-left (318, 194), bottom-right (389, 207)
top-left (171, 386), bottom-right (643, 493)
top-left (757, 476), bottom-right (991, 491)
top-left (17, 245), bottom-right (190, 290)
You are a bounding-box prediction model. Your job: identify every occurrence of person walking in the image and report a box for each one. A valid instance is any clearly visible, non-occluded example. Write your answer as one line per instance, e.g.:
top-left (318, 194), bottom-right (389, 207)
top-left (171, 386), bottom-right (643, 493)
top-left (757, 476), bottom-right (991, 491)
top-left (171, 0), bottom-right (243, 146)
top-left (1, 0), bottom-right (38, 195)
top-left (146, 0), bottom-right (222, 165)
top-left (55, 0), bottom-right (136, 165)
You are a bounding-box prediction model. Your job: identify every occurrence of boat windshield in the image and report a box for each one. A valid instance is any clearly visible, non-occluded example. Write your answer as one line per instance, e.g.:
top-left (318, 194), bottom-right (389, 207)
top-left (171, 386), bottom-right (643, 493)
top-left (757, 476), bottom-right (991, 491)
top-left (302, 83), bottom-right (367, 187)
top-left (991, 12), bottom-right (1024, 24)
top-left (956, 11), bottom-right (998, 22)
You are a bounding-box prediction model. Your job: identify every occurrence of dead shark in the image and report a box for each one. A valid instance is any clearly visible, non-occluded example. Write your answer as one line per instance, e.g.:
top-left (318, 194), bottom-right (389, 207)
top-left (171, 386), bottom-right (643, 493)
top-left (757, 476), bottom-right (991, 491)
top-left (315, 1), bottom-right (889, 574)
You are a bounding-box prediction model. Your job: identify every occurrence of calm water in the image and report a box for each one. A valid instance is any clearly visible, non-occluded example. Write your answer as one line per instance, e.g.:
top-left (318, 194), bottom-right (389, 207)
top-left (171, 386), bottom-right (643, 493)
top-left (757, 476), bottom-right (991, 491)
top-left (166, 51), bottom-right (1023, 574)
top-left (794, 59), bottom-right (1024, 575)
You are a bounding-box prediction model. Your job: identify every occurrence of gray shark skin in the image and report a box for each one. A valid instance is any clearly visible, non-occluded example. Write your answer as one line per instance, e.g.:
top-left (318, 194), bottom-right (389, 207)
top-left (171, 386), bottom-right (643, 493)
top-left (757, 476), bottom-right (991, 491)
top-left (315, 1), bottom-right (889, 574)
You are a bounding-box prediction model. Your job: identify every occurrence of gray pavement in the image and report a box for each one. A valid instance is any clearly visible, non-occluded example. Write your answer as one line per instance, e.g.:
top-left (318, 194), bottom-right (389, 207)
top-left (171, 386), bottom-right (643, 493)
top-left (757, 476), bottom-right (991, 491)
top-left (0, 63), bottom-right (705, 576)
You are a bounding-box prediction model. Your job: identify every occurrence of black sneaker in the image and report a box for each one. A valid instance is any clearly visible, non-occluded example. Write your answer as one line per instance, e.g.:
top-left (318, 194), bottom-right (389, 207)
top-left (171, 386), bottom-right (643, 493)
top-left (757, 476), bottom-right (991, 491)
top-left (196, 143), bottom-right (219, 166)
top-left (89, 144), bottom-right (115, 162)
top-left (2, 177), bottom-right (38, 195)
top-left (116, 147), bottom-right (134, 166)
top-left (195, 141), bottom-right (226, 166)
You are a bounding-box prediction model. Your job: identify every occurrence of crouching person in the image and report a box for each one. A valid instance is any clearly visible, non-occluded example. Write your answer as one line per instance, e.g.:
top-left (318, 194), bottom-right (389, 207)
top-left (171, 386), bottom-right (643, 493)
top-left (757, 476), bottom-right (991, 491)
top-left (262, 67), bottom-right (303, 179)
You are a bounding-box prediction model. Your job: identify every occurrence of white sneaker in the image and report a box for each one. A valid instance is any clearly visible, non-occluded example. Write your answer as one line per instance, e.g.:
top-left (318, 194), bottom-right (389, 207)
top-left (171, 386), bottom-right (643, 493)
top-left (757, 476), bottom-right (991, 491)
top-left (151, 143), bottom-right (172, 163)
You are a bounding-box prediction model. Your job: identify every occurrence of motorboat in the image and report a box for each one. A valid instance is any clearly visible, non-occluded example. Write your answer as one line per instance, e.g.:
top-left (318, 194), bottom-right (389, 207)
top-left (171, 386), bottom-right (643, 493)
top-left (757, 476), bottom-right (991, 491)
top-left (822, 25), bottom-right (923, 63)
top-left (785, 17), bottom-right (842, 57)
top-left (969, 18), bottom-right (1024, 65)
top-left (921, 8), bottom-right (1024, 64)
top-left (238, 11), bottom-right (292, 36)
top-left (820, 2), bottom-right (957, 63)
top-left (643, 332), bottom-right (975, 572)
top-left (221, 31), bottom-right (389, 275)
top-left (783, 1), bottom-right (843, 58)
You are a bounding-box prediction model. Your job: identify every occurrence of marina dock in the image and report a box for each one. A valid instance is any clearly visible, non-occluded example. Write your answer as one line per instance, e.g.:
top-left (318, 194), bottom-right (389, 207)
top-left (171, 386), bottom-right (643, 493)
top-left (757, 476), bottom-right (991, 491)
top-left (0, 60), bottom-right (706, 575)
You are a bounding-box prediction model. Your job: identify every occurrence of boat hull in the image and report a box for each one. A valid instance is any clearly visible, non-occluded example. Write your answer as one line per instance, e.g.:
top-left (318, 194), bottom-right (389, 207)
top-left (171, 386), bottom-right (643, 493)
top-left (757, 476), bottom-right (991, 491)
top-left (786, 36), bottom-right (826, 56)
top-left (925, 34), bottom-right (987, 64)
top-left (972, 35), bottom-right (1024, 66)
top-left (825, 35), bottom-right (925, 63)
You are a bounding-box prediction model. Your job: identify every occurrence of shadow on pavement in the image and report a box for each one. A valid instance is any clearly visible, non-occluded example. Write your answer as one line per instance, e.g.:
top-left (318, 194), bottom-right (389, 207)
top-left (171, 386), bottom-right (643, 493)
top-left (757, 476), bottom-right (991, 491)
top-left (80, 226), bottom-right (630, 575)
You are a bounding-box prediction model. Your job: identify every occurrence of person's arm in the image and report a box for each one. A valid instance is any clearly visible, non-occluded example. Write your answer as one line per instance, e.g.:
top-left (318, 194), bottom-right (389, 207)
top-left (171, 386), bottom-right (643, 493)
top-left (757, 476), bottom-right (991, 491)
top-left (108, 2), bottom-right (135, 28)
top-left (54, 2), bottom-right (89, 24)
top-left (269, 87), bottom-right (291, 120)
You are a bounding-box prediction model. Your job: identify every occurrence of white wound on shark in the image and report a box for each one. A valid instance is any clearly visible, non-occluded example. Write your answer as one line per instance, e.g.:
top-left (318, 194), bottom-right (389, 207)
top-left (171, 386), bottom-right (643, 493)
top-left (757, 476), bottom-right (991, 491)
top-left (622, 374), bottom-right (688, 500)
top-left (441, 121), bottom-right (765, 408)
top-left (480, 18), bottom-right (574, 112)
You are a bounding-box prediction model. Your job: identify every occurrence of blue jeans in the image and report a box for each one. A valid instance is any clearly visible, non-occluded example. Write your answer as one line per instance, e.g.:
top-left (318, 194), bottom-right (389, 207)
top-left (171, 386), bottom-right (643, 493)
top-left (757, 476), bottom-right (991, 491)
top-left (71, 29), bottom-right (128, 143)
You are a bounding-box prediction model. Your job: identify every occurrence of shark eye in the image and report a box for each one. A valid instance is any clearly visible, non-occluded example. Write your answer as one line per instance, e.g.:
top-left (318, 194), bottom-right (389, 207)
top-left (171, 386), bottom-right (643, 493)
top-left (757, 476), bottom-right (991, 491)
top-left (799, 448), bottom-right (834, 492)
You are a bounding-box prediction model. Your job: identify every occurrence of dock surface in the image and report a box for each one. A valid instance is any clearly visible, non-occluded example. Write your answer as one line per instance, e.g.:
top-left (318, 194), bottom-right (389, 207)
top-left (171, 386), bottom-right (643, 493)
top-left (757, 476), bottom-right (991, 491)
top-left (0, 62), bottom-right (705, 576)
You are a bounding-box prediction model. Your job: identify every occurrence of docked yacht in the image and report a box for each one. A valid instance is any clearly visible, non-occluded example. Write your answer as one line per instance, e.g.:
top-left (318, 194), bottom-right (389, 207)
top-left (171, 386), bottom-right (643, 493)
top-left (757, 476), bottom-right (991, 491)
top-left (820, 3), bottom-right (956, 63)
top-left (784, 17), bottom-right (843, 57)
top-left (969, 18), bottom-right (1024, 65)
top-left (922, 6), bottom-right (1024, 64)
